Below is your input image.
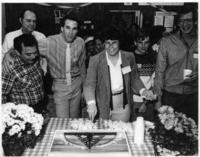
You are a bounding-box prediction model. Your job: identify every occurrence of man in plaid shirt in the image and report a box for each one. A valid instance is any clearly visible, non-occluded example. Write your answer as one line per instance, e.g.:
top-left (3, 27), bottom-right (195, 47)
top-left (2, 34), bottom-right (45, 113)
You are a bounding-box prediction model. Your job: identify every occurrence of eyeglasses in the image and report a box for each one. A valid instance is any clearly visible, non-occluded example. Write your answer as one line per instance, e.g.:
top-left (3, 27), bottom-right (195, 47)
top-left (179, 18), bottom-right (193, 24)
top-left (105, 40), bottom-right (119, 46)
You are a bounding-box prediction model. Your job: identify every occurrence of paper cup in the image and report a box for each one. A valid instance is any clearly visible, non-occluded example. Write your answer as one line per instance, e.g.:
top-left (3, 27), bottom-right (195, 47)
top-left (183, 69), bottom-right (192, 79)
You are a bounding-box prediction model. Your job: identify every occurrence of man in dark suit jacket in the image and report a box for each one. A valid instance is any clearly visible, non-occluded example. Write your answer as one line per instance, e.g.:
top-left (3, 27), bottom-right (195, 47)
top-left (84, 30), bottom-right (156, 122)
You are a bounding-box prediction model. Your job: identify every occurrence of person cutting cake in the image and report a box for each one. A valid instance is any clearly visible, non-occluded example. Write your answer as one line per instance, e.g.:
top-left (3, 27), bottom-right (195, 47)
top-left (84, 29), bottom-right (156, 122)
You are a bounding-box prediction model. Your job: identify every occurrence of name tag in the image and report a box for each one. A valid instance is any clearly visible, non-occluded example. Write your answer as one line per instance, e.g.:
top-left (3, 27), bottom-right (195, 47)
top-left (193, 53), bottom-right (198, 59)
top-left (122, 66), bottom-right (131, 74)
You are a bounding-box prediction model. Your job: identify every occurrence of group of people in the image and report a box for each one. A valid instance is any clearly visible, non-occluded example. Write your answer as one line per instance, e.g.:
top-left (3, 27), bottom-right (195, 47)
top-left (2, 4), bottom-right (198, 123)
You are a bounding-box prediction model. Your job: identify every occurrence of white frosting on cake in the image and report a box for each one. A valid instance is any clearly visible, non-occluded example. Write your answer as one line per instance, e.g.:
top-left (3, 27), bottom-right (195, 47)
top-left (68, 119), bottom-right (134, 134)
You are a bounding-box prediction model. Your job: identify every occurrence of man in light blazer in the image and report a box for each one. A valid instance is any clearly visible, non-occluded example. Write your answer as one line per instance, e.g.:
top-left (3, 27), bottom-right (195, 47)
top-left (84, 30), bottom-right (156, 122)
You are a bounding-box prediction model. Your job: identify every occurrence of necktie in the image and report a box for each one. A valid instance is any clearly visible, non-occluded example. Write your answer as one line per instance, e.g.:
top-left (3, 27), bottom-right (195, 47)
top-left (66, 44), bottom-right (71, 85)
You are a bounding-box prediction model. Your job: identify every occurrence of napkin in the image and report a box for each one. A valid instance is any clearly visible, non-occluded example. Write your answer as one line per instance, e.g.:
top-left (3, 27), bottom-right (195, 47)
top-left (134, 116), bottom-right (144, 145)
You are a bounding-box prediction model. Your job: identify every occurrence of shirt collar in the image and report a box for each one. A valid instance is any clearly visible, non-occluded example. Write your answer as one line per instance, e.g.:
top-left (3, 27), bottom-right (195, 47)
top-left (20, 28), bottom-right (35, 35)
top-left (12, 49), bottom-right (38, 67)
top-left (106, 50), bottom-right (122, 67)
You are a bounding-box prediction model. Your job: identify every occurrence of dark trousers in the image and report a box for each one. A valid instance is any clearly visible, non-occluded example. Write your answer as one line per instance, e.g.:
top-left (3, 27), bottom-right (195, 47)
top-left (134, 102), bottom-right (155, 122)
top-left (162, 90), bottom-right (198, 123)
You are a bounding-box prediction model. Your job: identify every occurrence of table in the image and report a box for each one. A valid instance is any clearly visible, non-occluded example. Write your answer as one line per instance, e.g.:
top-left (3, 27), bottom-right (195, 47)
top-left (21, 118), bottom-right (155, 156)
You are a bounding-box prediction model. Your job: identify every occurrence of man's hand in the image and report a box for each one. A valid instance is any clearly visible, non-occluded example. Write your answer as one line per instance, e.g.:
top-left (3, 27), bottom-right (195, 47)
top-left (183, 72), bottom-right (198, 83)
top-left (2, 51), bottom-right (15, 73)
top-left (40, 57), bottom-right (47, 75)
top-left (87, 102), bottom-right (97, 122)
top-left (141, 89), bottom-right (156, 101)
top-left (138, 102), bottom-right (147, 113)
top-left (154, 100), bottom-right (162, 111)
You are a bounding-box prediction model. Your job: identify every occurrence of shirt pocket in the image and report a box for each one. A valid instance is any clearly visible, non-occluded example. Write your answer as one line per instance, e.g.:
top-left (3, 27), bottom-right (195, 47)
top-left (16, 75), bottom-right (32, 91)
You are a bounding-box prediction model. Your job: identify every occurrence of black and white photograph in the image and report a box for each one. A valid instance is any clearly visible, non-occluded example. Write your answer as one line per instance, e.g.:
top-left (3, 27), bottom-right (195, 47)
top-left (1, 2), bottom-right (198, 156)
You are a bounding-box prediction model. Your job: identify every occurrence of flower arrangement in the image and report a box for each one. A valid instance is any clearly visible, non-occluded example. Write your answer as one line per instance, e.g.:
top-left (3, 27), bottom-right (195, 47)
top-left (149, 105), bottom-right (198, 156)
top-left (2, 102), bottom-right (44, 156)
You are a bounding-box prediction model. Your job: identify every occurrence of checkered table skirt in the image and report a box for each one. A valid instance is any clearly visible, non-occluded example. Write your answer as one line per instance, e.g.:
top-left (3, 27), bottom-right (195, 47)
top-left (21, 118), bottom-right (155, 156)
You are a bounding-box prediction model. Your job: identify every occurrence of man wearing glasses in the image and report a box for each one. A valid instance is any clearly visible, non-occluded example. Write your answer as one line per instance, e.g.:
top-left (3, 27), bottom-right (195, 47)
top-left (84, 30), bottom-right (156, 122)
top-left (154, 4), bottom-right (198, 122)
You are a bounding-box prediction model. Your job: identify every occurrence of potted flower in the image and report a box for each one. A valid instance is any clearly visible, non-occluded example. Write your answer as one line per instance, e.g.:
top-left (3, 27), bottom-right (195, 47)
top-left (2, 103), bottom-right (44, 156)
top-left (149, 105), bottom-right (198, 156)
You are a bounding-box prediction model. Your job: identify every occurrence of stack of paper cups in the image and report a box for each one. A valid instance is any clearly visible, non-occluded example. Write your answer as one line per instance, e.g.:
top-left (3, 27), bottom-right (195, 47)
top-left (134, 116), bottom-right (144, 145)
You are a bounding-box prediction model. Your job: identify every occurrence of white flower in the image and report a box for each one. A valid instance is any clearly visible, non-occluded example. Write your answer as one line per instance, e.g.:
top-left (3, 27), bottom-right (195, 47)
top-left (5, 117), bottom-right (15, 126)
top-left (159, 105), bottom-right (174, 114)
top-left (152, 44), bottom-right (159, 53)
top-left (17, 104), bottom-right (34, 113)
top-left (164, 119), bottom-right (174, 130)
top-left (2, 102), bottom-right (44, 138)
top-left (9, 124), bottom-right (21, 136)
top-left (2, 103), bottom-right (17, 115)
top-left (158, 105), bottom-right (168, 113)
top-left (167, 106), bottom-right (174, 113)
top-left (1, 123), bottom-right (6, 134)
top-left (18, 122), bottom-right (26, 131)
top-left (35, 130), bottom-right (40, 136)
top-left (174, 126), bottom-right (184, 133)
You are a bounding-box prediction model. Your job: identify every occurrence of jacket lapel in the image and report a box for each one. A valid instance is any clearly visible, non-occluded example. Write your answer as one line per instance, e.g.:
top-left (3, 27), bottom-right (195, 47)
top-left (121, 51), bottom-right (130, 91)
top-left (99, 51), bottom-right (130, 93)
top-left (99, 51), bottom-right (111, 92)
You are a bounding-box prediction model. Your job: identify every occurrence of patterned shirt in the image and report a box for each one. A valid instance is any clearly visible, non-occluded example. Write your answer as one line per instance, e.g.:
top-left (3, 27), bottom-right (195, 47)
top-left (38, 33), bottom-right (86, 81)
top-left (134, 51), bottom-right (156, 77)
top-left (133, 51), bottom-right (156, 102)
top-left (2, 50), bottom-right (44, 106)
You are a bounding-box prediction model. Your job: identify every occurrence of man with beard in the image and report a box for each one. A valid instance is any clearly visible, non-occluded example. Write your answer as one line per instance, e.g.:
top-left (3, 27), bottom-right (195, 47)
top-left (2, 34), bottom-right (45, 113)
top-left (154, 5), bottom-right (198, 122)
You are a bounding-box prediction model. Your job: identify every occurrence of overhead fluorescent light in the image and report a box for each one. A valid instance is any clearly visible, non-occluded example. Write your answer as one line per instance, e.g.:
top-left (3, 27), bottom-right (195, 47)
top-left (139, 2), bottom-right (184, 6)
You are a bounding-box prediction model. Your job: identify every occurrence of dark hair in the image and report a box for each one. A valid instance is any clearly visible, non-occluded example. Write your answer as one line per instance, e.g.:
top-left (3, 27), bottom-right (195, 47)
top-left (60, 12), bottom-right (79, 27)
top-left (19, 9), bottom-right (37, 19)
top-left (14, 34), bottom-right (38, 54)
top-left (135, 28), bottom-right (150, 42)
top-left (176, 3), bottom-right (197, 23)
top-left (103, 28), bottom-right (122, 42)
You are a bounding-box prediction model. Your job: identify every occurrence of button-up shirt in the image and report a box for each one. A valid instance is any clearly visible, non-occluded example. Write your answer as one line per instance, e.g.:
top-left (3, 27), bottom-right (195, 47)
top-left (38, 33), bottom-right (86, 81)
top-left (106, 51), bottom-right (123, 93)
top-left (2, 49), bottom-right (44, 106)
top-left (154, 30), bottom-right (198, 96)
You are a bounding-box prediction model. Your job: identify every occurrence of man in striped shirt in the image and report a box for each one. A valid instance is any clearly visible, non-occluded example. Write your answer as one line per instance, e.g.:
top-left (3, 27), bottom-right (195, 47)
top-left (38, 13), bottom-right (86, 118)
top-left (2, 34), bottom-right (45, 113)
top-left (3, 12), bottom-right (86, 118)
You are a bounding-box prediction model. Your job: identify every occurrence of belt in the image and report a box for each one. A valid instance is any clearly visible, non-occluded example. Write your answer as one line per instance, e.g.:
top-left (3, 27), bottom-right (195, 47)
top-left (112, 90), bottom-right (123, 96)
top-left (53, 75), bottom-right (80, 82)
